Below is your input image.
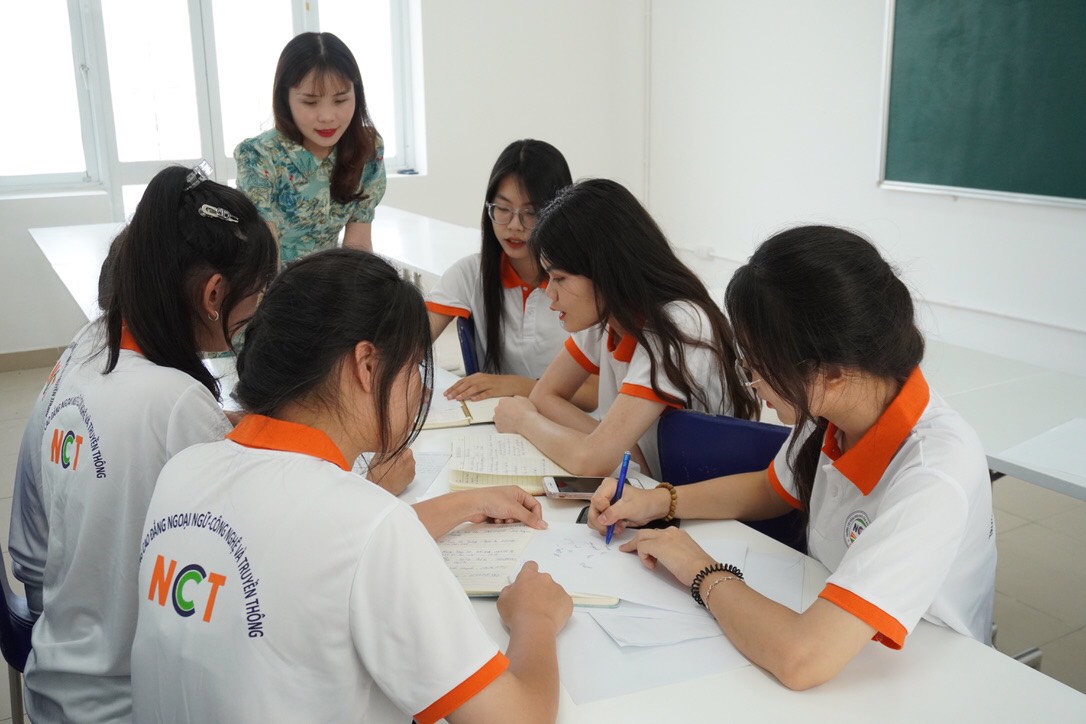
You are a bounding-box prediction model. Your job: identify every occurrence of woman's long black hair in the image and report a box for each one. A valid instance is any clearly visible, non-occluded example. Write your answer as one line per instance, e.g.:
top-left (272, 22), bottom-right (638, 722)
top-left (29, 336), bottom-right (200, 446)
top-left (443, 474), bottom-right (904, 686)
top-left (235, 249), bottom-right (433, 466)
top-left (725, 225), bottom-right (924, 526)
top-left (479, 139), bottom-right (572, 373)
top-left (104, 165), bottom-right (278, 400)
top-left (530, 178), bottom-right (758, 421)
top-left (272, 32), bottom-right (378, 204)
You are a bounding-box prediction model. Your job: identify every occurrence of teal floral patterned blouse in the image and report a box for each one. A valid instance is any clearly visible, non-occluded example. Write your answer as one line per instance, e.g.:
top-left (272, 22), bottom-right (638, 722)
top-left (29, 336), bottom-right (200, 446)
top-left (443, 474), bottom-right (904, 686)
top-left (234, 129), bottom-right (386, 265)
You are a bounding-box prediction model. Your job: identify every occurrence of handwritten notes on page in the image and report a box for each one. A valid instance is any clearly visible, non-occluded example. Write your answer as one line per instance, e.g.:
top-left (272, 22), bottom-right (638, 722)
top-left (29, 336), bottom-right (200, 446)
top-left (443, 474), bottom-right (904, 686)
top-left (438, 523), bottom-right (535, 595)
top-left (450, 433), bottom-right (569, 476)
top-left (448, 470), bottom-right (545, 496)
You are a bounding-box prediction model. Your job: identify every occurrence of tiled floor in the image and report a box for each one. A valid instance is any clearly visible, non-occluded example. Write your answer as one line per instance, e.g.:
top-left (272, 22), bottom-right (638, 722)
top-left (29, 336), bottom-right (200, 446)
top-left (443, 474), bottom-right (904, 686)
top-left (0, 361), bottom-right (1083, 722)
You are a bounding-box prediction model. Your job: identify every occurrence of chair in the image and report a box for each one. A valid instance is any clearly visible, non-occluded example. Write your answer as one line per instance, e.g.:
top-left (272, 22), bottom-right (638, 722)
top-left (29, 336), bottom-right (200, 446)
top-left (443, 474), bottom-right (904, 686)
top-left (456, 316), bottom-right (479, 376)
top-left (657, 409), bottom-right (805, 553)
top-left (0, 549), bottom-right (34, 721)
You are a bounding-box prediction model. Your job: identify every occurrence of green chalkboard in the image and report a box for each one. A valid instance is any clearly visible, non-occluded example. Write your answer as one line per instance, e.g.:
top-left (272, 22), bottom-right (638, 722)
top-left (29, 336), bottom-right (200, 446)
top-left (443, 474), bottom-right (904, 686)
top-left (884, 0), bottom-right (1086, 202)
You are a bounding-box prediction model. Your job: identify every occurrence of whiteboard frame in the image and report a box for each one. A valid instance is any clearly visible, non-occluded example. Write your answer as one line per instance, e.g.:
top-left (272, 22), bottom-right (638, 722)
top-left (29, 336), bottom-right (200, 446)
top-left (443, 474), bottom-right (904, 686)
top-left (877, 0), bottom-right (1086, 211)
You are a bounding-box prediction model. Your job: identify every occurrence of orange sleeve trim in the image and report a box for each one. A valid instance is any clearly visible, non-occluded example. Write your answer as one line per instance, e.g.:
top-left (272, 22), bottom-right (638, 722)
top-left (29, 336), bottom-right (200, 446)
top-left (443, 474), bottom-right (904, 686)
top-left (618, 383), bottom-right (682, 409)
top-left (425, 301), bottom-right (471, 319)
top-left (766, 461), bottom-right (801, 510)
top-left (414, 651), bottom-right (509, 724)
top-left (565, 337), bottom-right (600, 375)
top-left (819, 583), bottom-right (907, 650)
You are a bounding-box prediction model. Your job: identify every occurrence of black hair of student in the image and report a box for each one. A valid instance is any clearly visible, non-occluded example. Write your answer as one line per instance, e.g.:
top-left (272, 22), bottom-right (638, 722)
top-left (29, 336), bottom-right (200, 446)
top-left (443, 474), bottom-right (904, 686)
top-left (235, 249), bottom-right (434, 466)
top-left (272, 32), bottom-right (378, 205)
top-left (104, 166), bottom-right (278, 400)
top-left (479, 139), bottom-right (572, 373)
top-left (725, 225), bottom-right (924, 527)
top-left (530, 178), bottom-right (758, 421)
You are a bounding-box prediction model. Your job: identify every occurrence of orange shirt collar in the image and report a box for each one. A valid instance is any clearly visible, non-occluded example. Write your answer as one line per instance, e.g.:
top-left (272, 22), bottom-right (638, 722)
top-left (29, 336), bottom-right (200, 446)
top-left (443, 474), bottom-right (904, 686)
top-left (821, 367), bottom-right (929, 495)
top-left (119, 324), bottom-right (144, 355)
top-left (227, 414), bottom-right (351, 471)
top-left (499, 254), bottom-right (548, 290)
top-left (605, 326), bottom-right (638, 363)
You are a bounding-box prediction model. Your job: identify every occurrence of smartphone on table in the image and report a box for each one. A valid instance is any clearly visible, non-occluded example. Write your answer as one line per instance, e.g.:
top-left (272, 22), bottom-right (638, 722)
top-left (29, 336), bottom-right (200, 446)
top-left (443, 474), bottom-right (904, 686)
top-left (542, 475), bottom-right (646, 500)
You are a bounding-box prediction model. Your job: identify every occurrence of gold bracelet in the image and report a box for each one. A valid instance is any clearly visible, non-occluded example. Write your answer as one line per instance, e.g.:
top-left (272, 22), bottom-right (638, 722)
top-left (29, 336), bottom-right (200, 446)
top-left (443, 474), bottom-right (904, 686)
top-left (703, 575), bottom-right (741, 607)
top-left (656, 482), bottom-right (678, 521)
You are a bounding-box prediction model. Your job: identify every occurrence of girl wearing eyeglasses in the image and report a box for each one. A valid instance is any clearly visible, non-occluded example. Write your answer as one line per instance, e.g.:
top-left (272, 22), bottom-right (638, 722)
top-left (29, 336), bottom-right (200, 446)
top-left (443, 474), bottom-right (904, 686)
top-left (426, 139), bottom-right (597, 409)
top-left (235, 32), bottom-right (384, 264)
top-left (493, 178), bottom-right (759, 478)
top-left (132, 249), bottom-right (572, 723)
top-left (588, 226), bottom-right (996, 690)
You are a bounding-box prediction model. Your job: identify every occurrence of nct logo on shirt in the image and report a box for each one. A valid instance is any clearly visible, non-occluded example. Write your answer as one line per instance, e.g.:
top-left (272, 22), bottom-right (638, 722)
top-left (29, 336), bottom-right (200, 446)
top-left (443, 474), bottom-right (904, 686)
top-left (148, 554), bottom-right (227, 622)
top-left (49, 429), bottom-right (84, 470)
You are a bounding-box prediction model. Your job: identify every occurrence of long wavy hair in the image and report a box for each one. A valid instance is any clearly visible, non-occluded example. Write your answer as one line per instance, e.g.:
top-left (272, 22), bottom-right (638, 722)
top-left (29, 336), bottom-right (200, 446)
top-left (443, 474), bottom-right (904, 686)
top-left (479, 140), bottom-right (572, 372)
top-left (272, 32), bottom-right (378, 204)
top-left (530, 178), bottom-right (758, 421)
top-left (725, 225), bottom-right (924, 526)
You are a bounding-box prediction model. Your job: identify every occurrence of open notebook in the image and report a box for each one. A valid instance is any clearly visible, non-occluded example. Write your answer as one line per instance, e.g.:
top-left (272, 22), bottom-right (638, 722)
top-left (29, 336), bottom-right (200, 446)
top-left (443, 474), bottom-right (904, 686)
top-left (423, 367), bottom-right (505, 430)
top-left (448, 433), bottom-right (571, 496)
top-left (438, 523), bottom-right (618, 607)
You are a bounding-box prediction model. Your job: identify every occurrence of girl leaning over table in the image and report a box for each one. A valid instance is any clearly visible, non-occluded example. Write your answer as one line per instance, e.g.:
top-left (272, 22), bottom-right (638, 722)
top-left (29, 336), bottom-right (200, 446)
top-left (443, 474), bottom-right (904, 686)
top-left (493, 178), bottom-right (759, 478)
top-left (427, 139), bottom-right (597, 410)
top-left (234, 32), bottom-right (385, 262)
top-left (589, 225), bottom-right (997, 690)
top-left (131, 249), bottom-right (572, 723)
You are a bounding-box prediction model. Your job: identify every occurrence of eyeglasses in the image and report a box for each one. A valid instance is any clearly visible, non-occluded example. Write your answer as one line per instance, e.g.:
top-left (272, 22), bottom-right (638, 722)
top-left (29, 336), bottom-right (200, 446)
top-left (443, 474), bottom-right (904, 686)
top-left (734, 357), bottom-right (763, 388)
top-left (486, 202), bottom-right (539, 229)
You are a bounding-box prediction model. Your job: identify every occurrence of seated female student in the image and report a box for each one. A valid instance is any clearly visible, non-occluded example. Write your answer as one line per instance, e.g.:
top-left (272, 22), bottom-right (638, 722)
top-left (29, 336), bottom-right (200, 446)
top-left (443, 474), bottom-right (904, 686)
top-left (427, 139), bottom-right (596, 409)
top-left (132, 249), bottom-right (573, 723)
top-left (493, 178), bottom-right (759, 477)
top-left (589, 226), bottom-right (997, 690)
top-left (235, 31), bottom-right (385, 261)
top-left (7, 163), bottom-right (278, 721)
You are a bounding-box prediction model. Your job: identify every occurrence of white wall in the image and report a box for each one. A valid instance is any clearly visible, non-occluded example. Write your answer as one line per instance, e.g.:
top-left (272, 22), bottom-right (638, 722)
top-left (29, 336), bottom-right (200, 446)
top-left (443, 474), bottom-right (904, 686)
top-left (648, 0), bottom-right (1086, 375)
top-left (383, 0), bottom-right (647, 228)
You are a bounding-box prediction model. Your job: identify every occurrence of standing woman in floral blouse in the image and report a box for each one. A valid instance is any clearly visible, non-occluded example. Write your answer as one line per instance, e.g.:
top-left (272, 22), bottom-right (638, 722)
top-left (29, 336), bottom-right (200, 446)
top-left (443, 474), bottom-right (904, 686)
top-left (235, 32), bottom-right (385, 264)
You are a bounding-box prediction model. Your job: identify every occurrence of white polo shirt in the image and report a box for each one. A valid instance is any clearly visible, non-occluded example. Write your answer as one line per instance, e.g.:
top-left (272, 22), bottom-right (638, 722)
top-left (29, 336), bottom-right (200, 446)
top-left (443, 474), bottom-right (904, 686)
top-left (565, 301), bottom-right (732, 477)
top-left (426, 252), bottom-right (565, 378)
top-left (132, 414), bottom-right (508, 723)
top-left (767, 368), bottom-right (996, 648)
top-left (14, 322), bottom-right (231, 722)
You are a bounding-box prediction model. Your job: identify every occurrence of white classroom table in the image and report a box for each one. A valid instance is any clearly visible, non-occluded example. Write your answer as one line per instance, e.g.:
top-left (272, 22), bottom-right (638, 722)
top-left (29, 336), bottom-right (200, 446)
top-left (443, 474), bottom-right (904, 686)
top-left (28, 212), bottom-right (1086, 501)
top-left (410, 425), bottom-right (1086, 722)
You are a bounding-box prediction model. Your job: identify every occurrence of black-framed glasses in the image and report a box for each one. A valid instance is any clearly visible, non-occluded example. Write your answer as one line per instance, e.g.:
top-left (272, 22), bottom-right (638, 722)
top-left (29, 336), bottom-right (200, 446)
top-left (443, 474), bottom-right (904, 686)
top-left (486, 202), bottom-right (539, 229)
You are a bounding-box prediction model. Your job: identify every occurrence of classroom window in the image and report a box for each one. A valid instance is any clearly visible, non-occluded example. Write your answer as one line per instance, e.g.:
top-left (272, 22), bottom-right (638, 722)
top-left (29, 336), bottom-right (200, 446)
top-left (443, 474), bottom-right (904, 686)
top-left (1, 0), bottom-right (420, 216)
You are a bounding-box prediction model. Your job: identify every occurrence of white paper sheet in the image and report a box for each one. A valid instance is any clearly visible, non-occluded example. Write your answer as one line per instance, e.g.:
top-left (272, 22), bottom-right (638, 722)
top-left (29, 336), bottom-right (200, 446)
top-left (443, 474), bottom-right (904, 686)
top-left (1000, 417), bottom-right (1086, 481)
top-left (517, 523), bottom-right (747, 615)
top-left (438, 523), bottom-right (535, 594)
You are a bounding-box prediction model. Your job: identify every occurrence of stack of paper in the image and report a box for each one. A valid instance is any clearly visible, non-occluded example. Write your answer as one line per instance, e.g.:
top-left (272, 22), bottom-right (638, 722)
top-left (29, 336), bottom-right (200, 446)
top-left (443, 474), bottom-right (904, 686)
top-left (447, 433), bottom-right (570, 495)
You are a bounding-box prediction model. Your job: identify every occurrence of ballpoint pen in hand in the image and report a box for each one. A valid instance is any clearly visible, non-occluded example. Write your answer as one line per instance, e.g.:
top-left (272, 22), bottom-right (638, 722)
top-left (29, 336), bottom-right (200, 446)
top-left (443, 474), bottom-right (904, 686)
top-left (605, 451), bottom-right (632, 546)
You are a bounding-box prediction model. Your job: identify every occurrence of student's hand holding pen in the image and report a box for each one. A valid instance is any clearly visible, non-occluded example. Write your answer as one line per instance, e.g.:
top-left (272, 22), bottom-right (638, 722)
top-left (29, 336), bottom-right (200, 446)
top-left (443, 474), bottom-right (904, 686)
top-left (587, 478), bottom-right (672, 537)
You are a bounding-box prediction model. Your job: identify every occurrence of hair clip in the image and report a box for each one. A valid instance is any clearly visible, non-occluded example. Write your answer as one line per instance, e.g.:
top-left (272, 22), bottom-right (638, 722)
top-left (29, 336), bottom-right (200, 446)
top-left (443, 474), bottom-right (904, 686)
top-left (198, 204), bottom-right (239, 223)
top-left (184, 159), bottom-right (214, 191)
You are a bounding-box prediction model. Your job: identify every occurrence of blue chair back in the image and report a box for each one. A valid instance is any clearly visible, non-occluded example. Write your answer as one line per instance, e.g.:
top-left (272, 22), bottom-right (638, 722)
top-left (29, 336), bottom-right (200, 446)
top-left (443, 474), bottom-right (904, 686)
top-left (456, 316), bottom-right (480, 376)
top-left (0, 549), bottom-right (34, 672)
top-left (658, 409), bottom-right (805, 553)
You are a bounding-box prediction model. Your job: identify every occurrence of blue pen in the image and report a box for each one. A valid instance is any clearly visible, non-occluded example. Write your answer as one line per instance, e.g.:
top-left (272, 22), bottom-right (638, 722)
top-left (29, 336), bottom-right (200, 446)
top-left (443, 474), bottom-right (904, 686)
top-left (605, 451), bottom-right (632, 546)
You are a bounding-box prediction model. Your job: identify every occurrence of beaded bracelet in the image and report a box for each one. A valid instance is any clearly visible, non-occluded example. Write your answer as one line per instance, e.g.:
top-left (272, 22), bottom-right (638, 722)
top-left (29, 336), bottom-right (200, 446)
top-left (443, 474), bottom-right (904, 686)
top-left (691, 562), bottom-right (744, 606)
top-left (656, 482), bottom-right (678, 522)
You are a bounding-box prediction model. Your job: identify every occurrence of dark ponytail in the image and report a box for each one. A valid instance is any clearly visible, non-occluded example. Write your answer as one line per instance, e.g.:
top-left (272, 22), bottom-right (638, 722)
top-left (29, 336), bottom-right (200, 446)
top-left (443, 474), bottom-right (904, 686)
top-left (725, 225), bottom-right (924, 524)
top-left (235, 249), bottom-right (433, 464)
top-left (105, 165), bottom-right (278, 399)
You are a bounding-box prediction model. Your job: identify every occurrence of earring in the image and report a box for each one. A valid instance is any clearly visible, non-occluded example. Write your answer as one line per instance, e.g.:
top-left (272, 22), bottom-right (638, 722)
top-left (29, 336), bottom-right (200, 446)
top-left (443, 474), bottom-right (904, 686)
top-left (208, 310), bottom-right (220, 322)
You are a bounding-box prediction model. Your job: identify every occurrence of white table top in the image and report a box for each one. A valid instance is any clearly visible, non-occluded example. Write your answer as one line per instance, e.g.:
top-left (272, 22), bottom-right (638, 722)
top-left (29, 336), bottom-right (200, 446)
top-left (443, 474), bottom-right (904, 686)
top-left (410, 426), bottom-right (1086, 722)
